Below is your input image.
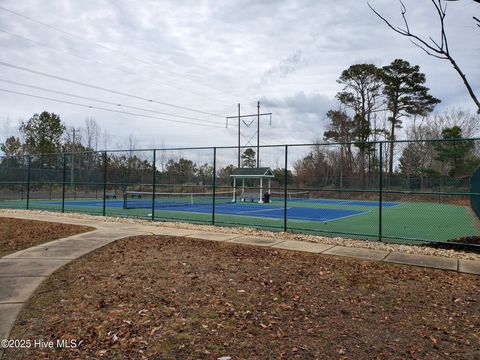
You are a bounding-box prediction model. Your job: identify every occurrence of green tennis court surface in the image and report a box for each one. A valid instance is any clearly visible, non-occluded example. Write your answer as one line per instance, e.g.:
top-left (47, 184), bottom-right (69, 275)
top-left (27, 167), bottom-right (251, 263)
top-left (0, 195), bottom-right (477, 244)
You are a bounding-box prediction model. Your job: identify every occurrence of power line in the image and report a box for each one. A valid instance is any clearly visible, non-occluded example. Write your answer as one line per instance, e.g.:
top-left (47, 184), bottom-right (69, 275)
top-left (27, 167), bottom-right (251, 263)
top-left (0, 60), bottom-right (226, 118)
top-left (0, 78), bottom-right (225, 125)
top-left (0, 28), bottom-right (234, 106)
top-left (0, 88), bottom-right (226, 128)
top-left (0, 4), bottom-right (238, 98)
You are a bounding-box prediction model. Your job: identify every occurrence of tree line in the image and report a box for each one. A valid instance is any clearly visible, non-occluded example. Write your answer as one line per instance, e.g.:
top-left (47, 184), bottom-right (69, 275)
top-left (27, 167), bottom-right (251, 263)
top-left (293, 59), bottom-right (479, 190)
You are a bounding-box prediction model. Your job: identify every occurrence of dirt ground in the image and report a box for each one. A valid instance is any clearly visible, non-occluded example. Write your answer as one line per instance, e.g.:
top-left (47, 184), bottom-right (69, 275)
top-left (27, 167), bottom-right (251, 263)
top-left (6, 235), bottom-right (480, 360)
top-left (0, 217), bottom-right (94, 257)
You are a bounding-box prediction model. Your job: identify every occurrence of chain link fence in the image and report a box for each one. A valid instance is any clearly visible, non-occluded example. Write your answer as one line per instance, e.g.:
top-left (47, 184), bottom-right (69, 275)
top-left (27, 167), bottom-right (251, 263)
top-left (0, 138), bottom-right (478, 246)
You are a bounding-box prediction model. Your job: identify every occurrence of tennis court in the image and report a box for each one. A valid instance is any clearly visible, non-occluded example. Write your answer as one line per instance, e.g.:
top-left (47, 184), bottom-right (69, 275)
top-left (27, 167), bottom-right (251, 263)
top-left (1, 190), bottom-right (471, 244)
top-left (44, 196), bottom-right (372, 222)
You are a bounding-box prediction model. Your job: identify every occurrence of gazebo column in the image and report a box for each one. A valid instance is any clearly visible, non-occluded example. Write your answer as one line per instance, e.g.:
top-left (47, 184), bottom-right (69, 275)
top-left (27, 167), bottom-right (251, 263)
top-left (232, 177), bottom-right (236, 202)
top-left (267, 179), bottom-right (271, 203)
top-left (258, 177), bottom-right (264, 203)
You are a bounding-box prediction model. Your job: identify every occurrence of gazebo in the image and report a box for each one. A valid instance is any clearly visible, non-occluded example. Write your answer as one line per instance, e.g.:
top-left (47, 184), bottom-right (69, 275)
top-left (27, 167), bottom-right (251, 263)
top-left (230, 167), bottom-right (275, 203)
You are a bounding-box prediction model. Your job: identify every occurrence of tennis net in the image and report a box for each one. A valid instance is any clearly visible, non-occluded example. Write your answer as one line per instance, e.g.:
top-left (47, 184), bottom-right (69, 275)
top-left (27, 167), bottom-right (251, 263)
top-left (123, 190), bottom-right (235, 209)
top-left (269, 191), bottom-right (310, 200)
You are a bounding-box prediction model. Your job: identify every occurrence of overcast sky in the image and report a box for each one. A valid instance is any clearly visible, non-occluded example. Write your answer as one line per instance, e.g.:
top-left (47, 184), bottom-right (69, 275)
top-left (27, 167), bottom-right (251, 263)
top-left (0, 0), bottom-right (478, 152)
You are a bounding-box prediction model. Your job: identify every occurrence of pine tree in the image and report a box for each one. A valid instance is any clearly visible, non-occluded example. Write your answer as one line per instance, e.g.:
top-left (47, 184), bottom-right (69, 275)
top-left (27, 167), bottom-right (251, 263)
top-left (241, 148), bottom-right (256, 168)
top-left (20, 111), bottom-right (66, 156)
top-left (434, 126), bottom-right (475, 177)
top-left (382, 59), bottom-right (440, 176)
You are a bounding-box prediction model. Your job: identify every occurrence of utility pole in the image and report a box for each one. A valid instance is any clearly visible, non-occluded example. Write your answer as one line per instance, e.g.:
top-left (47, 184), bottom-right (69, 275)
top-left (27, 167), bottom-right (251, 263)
top-left (226, 102), bottom-right (272, 168)
top-left (238, 103), bottom-right (241, 168)
top-left (257, 101), bottom-right (260, 167)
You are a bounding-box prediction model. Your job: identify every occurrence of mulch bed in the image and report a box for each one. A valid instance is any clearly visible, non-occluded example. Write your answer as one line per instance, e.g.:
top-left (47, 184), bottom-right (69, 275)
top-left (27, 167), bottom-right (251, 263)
top-left (449, 236), bottom-right (480, 245)
top-left (0, 217), bottom-right (94, 257)
top-left (424, 236), bottom-right (480, 253)
top-left (6, 236), bottom-right (480, 359)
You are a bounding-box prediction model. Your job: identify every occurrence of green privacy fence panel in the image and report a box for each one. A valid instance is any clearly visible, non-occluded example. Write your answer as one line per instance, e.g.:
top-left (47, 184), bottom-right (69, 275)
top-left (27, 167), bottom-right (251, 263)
top-left (470, 166), bottom-right (480, 219)
top-left (0, 138), bottom-right (479, 246)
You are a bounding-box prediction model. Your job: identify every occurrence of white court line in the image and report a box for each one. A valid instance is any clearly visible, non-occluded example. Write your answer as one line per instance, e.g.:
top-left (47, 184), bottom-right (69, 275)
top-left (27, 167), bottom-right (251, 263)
top-left (218, 205), bottom-right (369, 223)
top-left (287, 210), bottom-right (370, 223)
top-left (231, 207), bottom-right (291, 215)
top-left (155, 203), bottom-right (369, 223)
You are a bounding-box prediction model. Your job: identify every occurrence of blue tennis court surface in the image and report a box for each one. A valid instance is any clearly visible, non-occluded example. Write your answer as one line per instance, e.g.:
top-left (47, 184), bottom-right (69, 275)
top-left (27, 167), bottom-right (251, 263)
top-left (168, 203), bottom-right (367, 222)
top-left (41, 198), bottom-right (378, 222)
top-left (279, 198), bottom-right (399, 207)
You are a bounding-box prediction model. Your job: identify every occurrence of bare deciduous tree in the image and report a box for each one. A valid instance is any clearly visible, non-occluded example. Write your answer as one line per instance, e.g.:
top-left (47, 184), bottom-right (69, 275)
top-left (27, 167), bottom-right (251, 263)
top-left (427, 108), bottom-right (480, 138)
top-left (84, 117), bottom-right (100, 151)
top-left (368, 0), bottom-right (480, 112)
top-left (102, 129), bottom-right (109, 151)
top-left (128, 134), bottom-right (136, 154)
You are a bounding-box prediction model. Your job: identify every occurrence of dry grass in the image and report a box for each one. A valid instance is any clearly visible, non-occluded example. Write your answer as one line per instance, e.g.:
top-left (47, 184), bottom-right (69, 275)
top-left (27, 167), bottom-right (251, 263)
top-left (6, 235), bottom-right (480, 359)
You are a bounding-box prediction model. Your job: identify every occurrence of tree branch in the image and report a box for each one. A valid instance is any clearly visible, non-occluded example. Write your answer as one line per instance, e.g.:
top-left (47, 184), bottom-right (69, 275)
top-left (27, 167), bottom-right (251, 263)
top-left (400, 1), bottom-right (410, 32)
top-left (474, 16), bottom-right (480, 27)
top-left (368, 2), bottom-right (445, 55)
top-left (431, 0), bottom-right (447, 50)
top-left (368, 1), bottom-right (480, 113)
top-left (410, 40), bottom-right (448, 59)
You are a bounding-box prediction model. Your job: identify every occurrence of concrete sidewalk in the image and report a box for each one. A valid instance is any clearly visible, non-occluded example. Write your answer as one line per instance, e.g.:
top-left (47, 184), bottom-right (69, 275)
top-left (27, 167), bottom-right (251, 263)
top-left (0, 212), bottom-right (479, 358)
top-left (0, 214), bottom-right (153, 359)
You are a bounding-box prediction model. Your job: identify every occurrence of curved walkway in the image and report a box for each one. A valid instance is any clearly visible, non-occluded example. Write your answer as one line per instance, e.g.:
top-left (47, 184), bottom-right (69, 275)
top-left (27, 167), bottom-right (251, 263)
top-left (0, 212), bottom-right (479, 359)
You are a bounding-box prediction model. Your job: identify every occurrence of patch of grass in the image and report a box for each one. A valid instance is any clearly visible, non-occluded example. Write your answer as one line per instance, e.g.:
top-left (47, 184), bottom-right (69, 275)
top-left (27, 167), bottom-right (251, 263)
top-left (0, 217), bottom-right (94, 257)
top-left (6, 236), bottom-right (480, 359)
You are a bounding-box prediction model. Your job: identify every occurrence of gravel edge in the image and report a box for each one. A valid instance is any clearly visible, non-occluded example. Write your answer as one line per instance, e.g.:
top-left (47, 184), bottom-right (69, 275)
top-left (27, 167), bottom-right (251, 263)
top-left (0, 208), bottom-right (478, 261)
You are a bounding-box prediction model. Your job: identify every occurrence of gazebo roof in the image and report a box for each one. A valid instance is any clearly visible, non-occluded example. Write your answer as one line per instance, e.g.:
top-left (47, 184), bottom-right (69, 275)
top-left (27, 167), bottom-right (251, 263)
top-left (230, 167), bottom-right (274, 178)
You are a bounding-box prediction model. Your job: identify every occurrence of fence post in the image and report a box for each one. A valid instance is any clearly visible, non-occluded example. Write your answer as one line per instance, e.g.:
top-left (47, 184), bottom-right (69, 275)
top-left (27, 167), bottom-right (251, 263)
top-left (379, 142), bottom-right (383, 242)
top-left (26, 155), bottom-right (31, 209)
top-left (152, 149), bottom-right (156, 221)
top-left (212, 147), bottom-right (217, 225)
top-left (284, 145), bottom-right (288, 232)
top-left (103, 151), bottom-right (107, 216)
top-left (62, 153), bottom-right (66, 213)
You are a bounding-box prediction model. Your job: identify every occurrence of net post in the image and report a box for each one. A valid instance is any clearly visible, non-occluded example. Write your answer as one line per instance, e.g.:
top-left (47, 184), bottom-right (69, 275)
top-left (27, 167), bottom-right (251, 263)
top-left (152, 149), bottom-right (156, 221)
top-left (102, 151), bottom-right (107, 216)
top-left (378, 142), bottom-right (383, 242)
top-left (212, 147), bottom-right (216, 225)
top-left (284, 145), bottom-right (288, 232)
top-left (26, 155), bottom-right (31, 209)
top-left (62, 153), bottom-right (66, 213)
